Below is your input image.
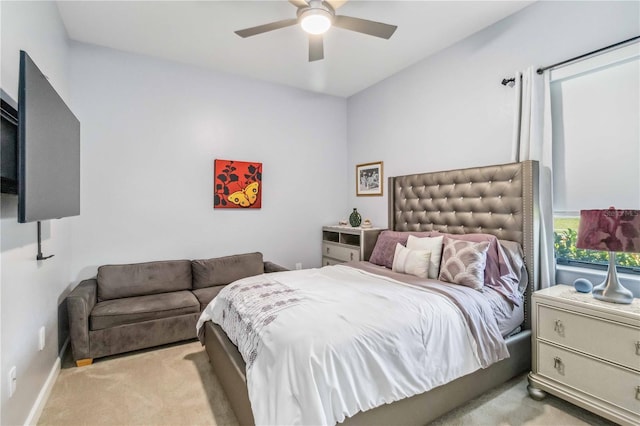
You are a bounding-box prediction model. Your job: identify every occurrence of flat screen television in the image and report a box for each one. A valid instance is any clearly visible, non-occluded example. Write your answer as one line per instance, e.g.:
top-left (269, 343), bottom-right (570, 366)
top-left (18, 50), bottom-right (80, 223)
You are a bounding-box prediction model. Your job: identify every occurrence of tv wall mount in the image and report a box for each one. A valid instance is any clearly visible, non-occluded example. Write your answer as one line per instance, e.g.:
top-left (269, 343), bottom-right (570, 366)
top-left (36, 221), bottom-right (54, 261)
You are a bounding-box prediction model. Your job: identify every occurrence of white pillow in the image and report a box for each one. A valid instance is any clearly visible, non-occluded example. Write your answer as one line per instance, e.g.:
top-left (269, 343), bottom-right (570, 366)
top-left (406, 235), bottom-right (444, 279)
top-left (392, 243), bottom-right (431, 279)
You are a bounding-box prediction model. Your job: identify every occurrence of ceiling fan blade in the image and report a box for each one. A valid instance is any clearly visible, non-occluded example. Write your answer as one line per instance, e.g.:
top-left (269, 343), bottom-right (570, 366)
top-left (235, 18), bottom-right (298, 38)
top-left (309, 34), bottom-right (324, 62)
top-left (289, 0), bottom-right (309, 7)
top-left (333, 15), bottom-right (397, 39)
top-left (325, 0), bottom-right (348, 10)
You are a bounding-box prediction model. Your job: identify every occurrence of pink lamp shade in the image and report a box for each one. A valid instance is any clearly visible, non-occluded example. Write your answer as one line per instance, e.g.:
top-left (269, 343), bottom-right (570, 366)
top-left (575, 208), bottom-right (638, 304)
top-left (576, 209), bottom-right (640, 253)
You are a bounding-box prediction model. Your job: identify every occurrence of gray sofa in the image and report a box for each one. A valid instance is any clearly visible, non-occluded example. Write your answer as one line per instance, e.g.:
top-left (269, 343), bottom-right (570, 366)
top-left (67, 252), bottom-right (287, 367)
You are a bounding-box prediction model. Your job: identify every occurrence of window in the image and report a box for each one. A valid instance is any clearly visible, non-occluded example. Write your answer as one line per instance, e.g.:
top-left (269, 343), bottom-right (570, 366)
top-left (554, 217), bottom-right (640, 273)
top-left (550, 42), bottom-right (640, 274)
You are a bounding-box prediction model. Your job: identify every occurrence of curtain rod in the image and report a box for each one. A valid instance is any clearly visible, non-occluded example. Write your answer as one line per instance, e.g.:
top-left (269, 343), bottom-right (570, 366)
top-left (501, 35), bottom-right (639, 85)
top-left (536, 35), bottom-right (640, 74)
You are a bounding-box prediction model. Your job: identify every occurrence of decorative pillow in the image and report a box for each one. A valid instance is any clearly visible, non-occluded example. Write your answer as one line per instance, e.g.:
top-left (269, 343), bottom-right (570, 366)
top-left (406, 235), bottom-right (444, 279)
top-left (438, 237), bottom-right (490, 289)
top-left (430, 233), bottom-right (498, 282)
top-left (391, 244), bottom-right (431, 279)
top-left (439, 233), bottom-right (523, 305)
top-left (369, 230), bottom-right (434, 268)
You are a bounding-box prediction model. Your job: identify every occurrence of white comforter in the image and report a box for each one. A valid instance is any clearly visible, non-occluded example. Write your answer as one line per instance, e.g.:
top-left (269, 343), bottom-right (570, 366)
top-left (197, 265), bottom-right (503, 426)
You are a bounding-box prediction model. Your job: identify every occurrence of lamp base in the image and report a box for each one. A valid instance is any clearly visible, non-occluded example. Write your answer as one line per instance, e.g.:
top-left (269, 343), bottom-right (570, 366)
top-left (592, 252), bottom-right (634, 305)
top-left (593, 285), bottom-right (634, 304)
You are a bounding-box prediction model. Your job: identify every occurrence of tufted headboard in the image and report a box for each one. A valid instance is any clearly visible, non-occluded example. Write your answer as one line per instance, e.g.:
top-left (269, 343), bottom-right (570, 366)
top-left (388, 161), bottom-right (539, 329)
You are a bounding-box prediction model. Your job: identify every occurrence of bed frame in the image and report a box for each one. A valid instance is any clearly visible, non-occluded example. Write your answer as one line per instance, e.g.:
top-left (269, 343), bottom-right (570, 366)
top-left (203, 160), bottom-right (539, 425)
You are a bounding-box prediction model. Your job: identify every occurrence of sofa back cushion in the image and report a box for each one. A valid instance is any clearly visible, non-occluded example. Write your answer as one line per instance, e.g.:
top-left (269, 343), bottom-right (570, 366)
top-left (97, 260), bottom-right (192, 301)
top-left (192, 252), bottom-right (264, 289)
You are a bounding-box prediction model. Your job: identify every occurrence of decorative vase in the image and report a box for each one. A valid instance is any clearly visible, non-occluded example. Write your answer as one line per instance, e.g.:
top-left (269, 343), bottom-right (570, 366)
top-left (349, 208), bottom-right (362, 227)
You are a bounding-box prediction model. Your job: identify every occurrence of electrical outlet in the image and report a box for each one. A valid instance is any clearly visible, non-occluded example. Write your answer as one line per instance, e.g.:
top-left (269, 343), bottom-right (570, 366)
top-left (39, 326), bottom-right (45, 351)
top-left (8, 366), bottom-right (16, 398)
top-left (295, 262), bottom-right (302, 270)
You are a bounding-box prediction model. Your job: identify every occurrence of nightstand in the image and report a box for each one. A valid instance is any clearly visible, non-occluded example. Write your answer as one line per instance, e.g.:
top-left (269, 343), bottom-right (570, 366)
top-left (528, 284), bottom-right (640, 426)
top-left (321, 226), bottom-right (384, 266)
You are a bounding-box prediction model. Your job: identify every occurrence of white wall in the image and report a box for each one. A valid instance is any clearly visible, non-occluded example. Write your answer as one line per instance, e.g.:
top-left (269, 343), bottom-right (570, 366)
top-left (69, 43), bottom-right (347, 282)
top-left (347, 1), bottom-right (640, 228)
top-left (0, 1), bottom-right (72, 425)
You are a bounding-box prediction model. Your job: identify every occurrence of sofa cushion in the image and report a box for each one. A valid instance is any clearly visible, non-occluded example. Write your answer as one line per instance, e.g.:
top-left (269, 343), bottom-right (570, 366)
top-left (191, 252), bottom-right (264, 289)
top-left (192, 286), bottom-right (225, 311)
top-left (97, 260), bottom-right (192, 301)
top-left (90, 290), bottom-right (199, 331)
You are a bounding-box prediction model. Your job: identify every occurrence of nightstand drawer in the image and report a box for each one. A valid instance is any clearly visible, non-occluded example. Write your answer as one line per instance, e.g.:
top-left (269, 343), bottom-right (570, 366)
top-left (322, 256), bottom-right (342, 266)
top-left (538, 341), bottom-right (640, 415)
top-left (322, 242), bottom-right (359, 263)
top-left (538, 304), bottom-right (640, 370)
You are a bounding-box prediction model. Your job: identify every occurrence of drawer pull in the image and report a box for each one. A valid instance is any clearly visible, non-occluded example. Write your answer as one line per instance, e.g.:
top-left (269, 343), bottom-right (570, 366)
top-left (636, 386), bottom-right (640, 401)
top-left (636, 341), bottom-right (640, 355)
top-left (553, 356), bottom-right (564, 375)
top-left (350, 252), bottom-right (354, 261)
top-left (553, 319), bottom-right (564, 336)
top-left (326, 247), bottom-right (330, 254)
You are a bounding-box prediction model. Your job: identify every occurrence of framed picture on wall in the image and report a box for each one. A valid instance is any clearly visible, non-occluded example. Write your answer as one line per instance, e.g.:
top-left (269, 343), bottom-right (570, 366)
top-left (356, 161), bottom-right (383, 196)
top-left (214, 159), bottom-right (262, 209)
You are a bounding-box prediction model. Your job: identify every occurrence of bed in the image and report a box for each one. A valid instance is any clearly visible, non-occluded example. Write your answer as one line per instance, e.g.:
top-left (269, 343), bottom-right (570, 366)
top-left (199, 160), bottom-right (539, 425)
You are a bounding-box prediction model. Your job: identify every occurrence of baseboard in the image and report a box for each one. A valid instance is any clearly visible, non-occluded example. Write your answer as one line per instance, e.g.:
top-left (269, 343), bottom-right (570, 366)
top-left (24, 337), bottom-right (69, 426)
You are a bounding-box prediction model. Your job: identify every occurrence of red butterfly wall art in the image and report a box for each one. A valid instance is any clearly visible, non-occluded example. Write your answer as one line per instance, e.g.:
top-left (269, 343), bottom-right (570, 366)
top-left (214, 159), bottom-right (262, 209)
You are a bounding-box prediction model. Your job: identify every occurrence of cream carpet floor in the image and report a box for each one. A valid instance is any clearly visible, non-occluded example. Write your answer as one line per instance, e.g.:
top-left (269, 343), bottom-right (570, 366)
top-left (39, 341), bottom-right (616, 426)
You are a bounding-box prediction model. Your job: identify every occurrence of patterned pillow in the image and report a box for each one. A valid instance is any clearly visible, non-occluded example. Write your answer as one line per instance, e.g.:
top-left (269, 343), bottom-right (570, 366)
top-left (391, 243), bottom-right (431, 279)
top-left (438, 237), bottom-right (490, 289)
top-left (406, 235), bottom-right (444, 279)
top-left (368, 230), bottom-right (434, 268)
top-left (438, 233), bottom-right (523, 305)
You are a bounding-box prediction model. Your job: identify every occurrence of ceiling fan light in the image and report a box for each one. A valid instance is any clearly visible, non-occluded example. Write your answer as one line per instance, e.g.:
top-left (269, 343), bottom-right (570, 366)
top-left (300, 10), bottom-right (332, 35)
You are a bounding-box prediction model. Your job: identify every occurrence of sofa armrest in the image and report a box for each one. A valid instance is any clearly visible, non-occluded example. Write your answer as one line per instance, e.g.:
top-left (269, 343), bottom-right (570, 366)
top-left (67, 279), bottom-right (97, 360)
top-left (264, 261), bottom-right (289, 273)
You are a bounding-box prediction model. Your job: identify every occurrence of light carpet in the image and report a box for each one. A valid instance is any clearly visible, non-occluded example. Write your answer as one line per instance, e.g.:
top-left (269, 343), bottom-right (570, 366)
top-left (39, 341), bottom-right (616, 426)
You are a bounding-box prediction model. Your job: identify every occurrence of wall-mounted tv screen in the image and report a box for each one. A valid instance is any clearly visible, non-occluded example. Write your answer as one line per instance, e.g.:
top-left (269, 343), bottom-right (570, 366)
top-left (18, 50), bottom-right (80, 223)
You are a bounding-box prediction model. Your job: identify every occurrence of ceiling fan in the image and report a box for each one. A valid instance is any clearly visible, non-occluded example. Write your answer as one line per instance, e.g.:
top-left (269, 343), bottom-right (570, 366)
top-left (234, 0), bottom-right (397, 62)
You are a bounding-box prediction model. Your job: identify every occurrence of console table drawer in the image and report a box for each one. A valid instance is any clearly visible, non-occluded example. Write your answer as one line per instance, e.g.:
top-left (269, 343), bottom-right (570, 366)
top-left (322, 256), bottom-right (342, 267)
top-left (322, 242), bottom-right (359, 263)
top-left (538, 341), bottom-right (640, 415)
top-left (538, 304), bottom-right (640, 370)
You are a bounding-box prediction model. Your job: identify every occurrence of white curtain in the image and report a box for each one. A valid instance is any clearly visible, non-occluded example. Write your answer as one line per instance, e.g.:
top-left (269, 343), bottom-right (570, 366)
top-left (511, 66), bottom-right (555, 290)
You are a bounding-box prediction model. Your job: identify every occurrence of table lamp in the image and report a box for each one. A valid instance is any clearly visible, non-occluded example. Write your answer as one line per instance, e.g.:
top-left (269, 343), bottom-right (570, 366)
top-left (576, 208), bottom-right (639, 304)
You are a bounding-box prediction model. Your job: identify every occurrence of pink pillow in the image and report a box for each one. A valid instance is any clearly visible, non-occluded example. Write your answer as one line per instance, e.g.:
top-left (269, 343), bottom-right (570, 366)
top-left (368, 230), bottom-right (434, 268)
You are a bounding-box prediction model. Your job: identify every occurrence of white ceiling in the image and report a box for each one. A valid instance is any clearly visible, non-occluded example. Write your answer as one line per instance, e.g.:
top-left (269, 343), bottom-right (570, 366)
top-left (56, 1), bottom-right (533, 97)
